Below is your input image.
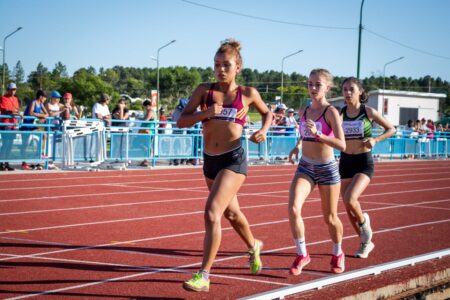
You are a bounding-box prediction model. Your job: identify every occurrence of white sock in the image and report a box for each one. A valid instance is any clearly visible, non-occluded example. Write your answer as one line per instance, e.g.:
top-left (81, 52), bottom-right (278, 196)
top-left (332, 242), bottom-right (342, 256)
top-left (294, 238), bottom-right (307, 256)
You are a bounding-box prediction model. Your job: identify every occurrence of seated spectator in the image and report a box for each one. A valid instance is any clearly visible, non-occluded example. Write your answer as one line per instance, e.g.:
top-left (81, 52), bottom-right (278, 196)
top-left (112, 96), bottom-right (130, 127)
top-left (92, 93), bottom-right (111, 126)
top-left (62, 92), bottom-right (80, 120)
top-left (46, 90), bottom-right (65, 129)
top-left (21, 89), bottom-right (49, 167)
top-left (426, 119), bottom-right (435, 138)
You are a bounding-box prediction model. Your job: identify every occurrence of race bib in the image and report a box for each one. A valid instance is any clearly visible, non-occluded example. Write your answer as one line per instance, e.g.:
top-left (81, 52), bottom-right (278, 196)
top-left (300, 122), bottom-right (322, 139)
top-left (211, 107), bottom-right (237, 122)
top-left (343, 120), bottom-right (363, 138)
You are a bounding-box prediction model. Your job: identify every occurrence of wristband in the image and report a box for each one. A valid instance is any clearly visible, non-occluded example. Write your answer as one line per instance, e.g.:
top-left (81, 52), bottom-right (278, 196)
top-left (314, 130), bottom-right (322, 141)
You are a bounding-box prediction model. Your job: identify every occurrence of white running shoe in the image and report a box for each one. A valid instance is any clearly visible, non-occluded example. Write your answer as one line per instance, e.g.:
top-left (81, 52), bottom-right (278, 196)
top-left (360, 212), bottom-right (373, 244)
top-left (355, 241), bottom-right (375, 258)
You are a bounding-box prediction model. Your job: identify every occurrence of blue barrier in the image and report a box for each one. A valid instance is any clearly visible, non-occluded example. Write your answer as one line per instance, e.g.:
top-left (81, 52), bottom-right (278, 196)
top-left (1, 115), bottom-right (449, 167)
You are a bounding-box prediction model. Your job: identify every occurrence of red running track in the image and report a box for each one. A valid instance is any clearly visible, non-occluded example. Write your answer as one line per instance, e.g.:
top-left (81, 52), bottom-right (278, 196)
top-left (0, 160), bottom-right (449, 299)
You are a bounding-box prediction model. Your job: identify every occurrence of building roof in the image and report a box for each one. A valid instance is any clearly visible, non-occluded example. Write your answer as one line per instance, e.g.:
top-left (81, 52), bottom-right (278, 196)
top-left (329, 89), bottom-right (447, 102)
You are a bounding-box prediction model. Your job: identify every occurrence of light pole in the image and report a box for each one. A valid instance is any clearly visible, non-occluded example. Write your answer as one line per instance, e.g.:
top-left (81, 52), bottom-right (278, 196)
top-left (383, 56), bottom-right (405, 91)
top-left (382, 56), bottom-right (404, 116)
top-left (356, 0), bottom-right (365, 79)
top-left (2, 27), bottom-right (23, 95)
top-left (281, 49), bottom-right (303, 103)
top-left (156, 40), bottom-right (176, 118)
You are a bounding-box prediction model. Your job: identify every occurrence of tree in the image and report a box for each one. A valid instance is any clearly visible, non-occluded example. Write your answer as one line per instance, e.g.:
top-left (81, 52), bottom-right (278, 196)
top-left (52, 62), bottom-right (68, 79)
top-left (12, 61), bottom-right (25, 84)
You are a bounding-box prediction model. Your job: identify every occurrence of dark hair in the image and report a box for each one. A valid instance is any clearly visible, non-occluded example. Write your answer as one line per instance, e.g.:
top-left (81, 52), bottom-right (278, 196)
top-left (342, 77), bottom-right (368, 103)
top-left (216, 38), bottom-right (243, 66)
top-left (142, 100), bottom-right (151, 106)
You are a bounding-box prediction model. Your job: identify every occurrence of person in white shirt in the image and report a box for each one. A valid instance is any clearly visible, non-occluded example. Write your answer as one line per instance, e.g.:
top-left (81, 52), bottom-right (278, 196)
top-left (92, 93), bottom-right (111, 126)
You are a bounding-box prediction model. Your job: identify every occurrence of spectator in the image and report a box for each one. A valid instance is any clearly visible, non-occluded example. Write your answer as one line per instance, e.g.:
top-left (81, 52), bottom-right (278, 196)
top-left (0, 83), bottom-right (21, 171)
top-left (46, 90), bottom-right (65, 129)
top-left (21, 89), bottom-right (49, 169)
top-left (158, 106), bottom-right (168, 134)
top-left (420, 118), bottom-right (430, 134)
top-left (111, 97), bottom-right (130, 126)
top-left (62, 92), bottom-right (80, 120)
top-left (436, 123), bottom-right (444, 132)
top-left (171, 98), bottom-right (189, 165)
top-left (136, 100), bottom-right (156, 167)
top-left (403, 119), bottom-right (415, 136)
top-left (92, 93), bottom-right (111, 126)
top-left (426, 119), bottom-right (435, 138)
top-left (284, 108), bottom-right (299, 136)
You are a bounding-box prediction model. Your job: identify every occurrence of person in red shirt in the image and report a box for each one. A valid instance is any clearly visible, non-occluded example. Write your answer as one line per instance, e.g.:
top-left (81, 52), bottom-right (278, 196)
top-left (0, 83), bottom-right (21, 171)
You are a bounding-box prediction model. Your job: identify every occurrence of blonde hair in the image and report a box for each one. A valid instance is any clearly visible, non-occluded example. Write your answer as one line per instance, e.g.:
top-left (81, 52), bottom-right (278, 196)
top-left (215, 38), bottom-right (243, 66)
top-left (309, 68), bottom-right (334, 87)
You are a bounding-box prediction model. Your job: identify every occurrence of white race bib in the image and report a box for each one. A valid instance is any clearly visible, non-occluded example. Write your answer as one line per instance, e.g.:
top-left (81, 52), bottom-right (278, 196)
top-left (343, 120), bottom-right (363, 138)
top-left (212, 107), bottom-right (237, 122)
top-left (300, 122), bottom-right (322, 139)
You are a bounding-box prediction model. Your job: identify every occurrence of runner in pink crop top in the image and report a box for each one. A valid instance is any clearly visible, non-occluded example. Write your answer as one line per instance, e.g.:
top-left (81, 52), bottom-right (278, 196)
top-left (202, 83), bottom-right (247, 126)
top-left (300, 105), bottom-right (334, 142)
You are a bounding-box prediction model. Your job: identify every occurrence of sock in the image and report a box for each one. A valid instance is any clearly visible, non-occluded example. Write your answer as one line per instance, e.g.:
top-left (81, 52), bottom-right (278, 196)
top-left (332, 242), bottom-right (342, 256)
top-left (200, 269), bottom-right (209, 280)
top-left (294, 238), bottom-right (307, 256)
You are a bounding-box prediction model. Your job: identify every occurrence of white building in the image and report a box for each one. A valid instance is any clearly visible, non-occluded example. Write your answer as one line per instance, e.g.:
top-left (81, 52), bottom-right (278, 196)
top-left (329, 90), bottom-right (446, 126)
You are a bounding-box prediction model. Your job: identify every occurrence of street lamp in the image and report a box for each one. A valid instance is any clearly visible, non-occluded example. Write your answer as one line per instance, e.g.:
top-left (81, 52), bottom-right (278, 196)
top-left (281, 49), bottom-right (303, 103)
top-left (356, 0), bottom-right (365, 79)
top-left (2, 27), bottom-right (23, 94)
top-left (156, 40), bottom-right (176, 117)
top-left (382, 56), bottom-right (404, 116)
top-left (383, 56), bottom-right (405, 91)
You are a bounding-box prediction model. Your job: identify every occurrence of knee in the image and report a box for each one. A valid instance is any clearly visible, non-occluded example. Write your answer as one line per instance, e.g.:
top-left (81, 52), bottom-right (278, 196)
top-left (323, 213), bottom-right (339, 226)
top-left (224, 210), bottom-right (238, 222)
top-left (343, 193), bottom-right (358, 208)
top-left (288, 203), bottom-right (302, 219)
top-left (204, 209), bottom-right (221, 225)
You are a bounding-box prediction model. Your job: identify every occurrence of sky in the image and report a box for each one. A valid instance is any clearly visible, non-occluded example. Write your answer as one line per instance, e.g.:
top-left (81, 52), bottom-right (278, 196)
top-left (1, 0), bottom-right (450, 84)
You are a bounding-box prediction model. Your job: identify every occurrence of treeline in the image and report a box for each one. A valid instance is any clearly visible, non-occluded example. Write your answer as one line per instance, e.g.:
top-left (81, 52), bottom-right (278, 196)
top-left (3, 61), bottom-right (450, 116)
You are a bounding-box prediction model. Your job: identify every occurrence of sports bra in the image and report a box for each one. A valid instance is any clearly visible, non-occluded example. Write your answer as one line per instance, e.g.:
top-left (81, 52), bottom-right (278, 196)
top-left (300, 105), bottom-right (334, 142)
top-left (202, 83), bottom-right (246, 126)
top-left (341, 105), bottom-right (372, 140)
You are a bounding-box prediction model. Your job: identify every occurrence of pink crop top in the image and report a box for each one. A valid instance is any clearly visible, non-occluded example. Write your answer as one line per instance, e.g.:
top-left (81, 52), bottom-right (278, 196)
top-left (300, 105), bottom-right (334, 142)
top-left (202, 84), bottom-right (247, 126)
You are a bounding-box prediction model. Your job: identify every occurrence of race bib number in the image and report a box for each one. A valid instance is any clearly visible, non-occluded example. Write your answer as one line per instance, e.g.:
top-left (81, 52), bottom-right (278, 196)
top-left (343, 120), bottom-right (363, 138)
top-left (300, 122), bottom-right (322, 139)
top-left (211, 107), bottom-right (237, 122)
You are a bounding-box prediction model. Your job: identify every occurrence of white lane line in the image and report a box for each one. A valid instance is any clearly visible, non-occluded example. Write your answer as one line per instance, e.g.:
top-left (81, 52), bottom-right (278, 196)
top-left (1, 198), bottom-right (448, 262)
top-left (4, 218), bottom-right (449, 300)
top-left (1, 168), bottom-right (449, 192)
top-left (1, 174), bottom-right (449, 204)
top-left (0, 186), bottom-right (450, 234)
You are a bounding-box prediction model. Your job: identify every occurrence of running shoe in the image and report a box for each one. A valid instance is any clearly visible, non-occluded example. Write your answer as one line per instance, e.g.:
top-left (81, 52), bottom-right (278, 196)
top-left (355, 242), bottom-right (375, 259)
top-left (35, 164), bottom-right (43, 170)
top-left (22, 162), bottom-right (32, 170)
top-left (248, 239), bottom-right (263, 274)
top-left (289, 254), bottom-right (311, 275)
top-left (183, 272), bottom-right (210, 292)
top-left (0, 163), bottom-right (6, 171)
top-left (330, 253), bottom-right (345, 274)
top-left (360, 212), bottom-right (373, 244)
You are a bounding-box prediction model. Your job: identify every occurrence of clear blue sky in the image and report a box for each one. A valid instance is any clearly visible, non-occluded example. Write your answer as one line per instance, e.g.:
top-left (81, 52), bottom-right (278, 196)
top-left (1, 0), bottom-right (450, 83)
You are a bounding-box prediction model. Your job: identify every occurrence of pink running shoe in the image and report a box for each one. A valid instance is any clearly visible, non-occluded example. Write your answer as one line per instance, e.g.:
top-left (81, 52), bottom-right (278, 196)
top-left (289, 254), bottom-right (311, 275)
top-left (330, 253), bottom-right (345, 274)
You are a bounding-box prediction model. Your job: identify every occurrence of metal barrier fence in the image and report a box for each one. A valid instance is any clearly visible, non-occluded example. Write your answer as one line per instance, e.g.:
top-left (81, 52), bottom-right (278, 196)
top-left (1, 115), bottom-right (449, 169)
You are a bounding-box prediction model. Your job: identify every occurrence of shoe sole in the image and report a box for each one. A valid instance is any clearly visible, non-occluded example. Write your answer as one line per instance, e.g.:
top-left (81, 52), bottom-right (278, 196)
top-left (289, 257), bottom-right (311, 276)
top-left (182, 282), bottom-right (209, 292)
top-left (355, 242), bottom-right (375, 259)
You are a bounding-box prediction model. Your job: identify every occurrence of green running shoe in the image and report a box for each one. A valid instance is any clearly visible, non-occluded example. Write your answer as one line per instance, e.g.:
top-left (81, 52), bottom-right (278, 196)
top-left (248, 239), bottom-right (263, 274)
top-left (183, 272), bottom-right (210, 292)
